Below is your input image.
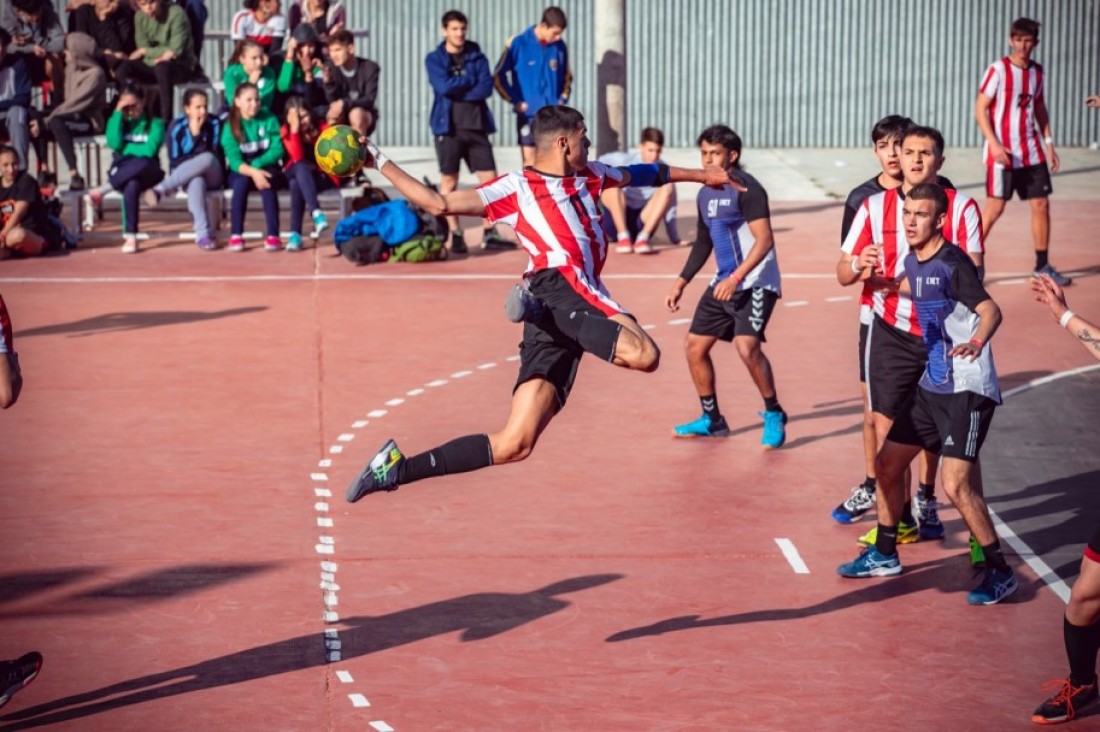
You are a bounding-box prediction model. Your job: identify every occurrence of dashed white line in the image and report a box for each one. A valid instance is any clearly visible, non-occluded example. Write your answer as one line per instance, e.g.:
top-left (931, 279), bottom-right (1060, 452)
top-left (336, 670), bottom-right (354, 683)
top-left (310, 472), bottom-right (328, 481)
top-left (784, 300), bottom-right (810, 307)
top-left (385, 398), bottom-right (405, 406)
top-left (314, 502), bottom-right (330, 512)
top-left (477, 362), bottom-right (497, 370)
top-left (367, 409), bottom-right (388, 418)
top-left (825, 295), bottom-right (852, 302)
top-left (451, 370), bottom-right (472, 378)
top-left (317, 459), bottom-right (332, 468)
top-left (775, 538), bottom-right (810, 574)
top-left (352, 420), bottom-right (369, 428)
top-left (314, 488), bottom-right (332, 497)
top-left (506, 355), bottom-right (521, 362)
top-left (407, 388), bottom-right (425, 396)
top-left (642, 323), bottom-right (657, 330)
top-left (318, 536), bottom-right (334, 545)
top-left (329, 445), bottom-right (344, 454)
top-left (668, 318), bottom-right (692, 325)
top-left (349, 694), bottom-right (371, 708)
top-left (337, 433), bottom-right (355, 442)
top-left (427, 379), bottom-right (448, 387)
top-left (315, 544), bottom-right (334, 555)
top-left (369, 722), bottom-right (395, 732)
top-left (317, 517), bottom-right (333, 527)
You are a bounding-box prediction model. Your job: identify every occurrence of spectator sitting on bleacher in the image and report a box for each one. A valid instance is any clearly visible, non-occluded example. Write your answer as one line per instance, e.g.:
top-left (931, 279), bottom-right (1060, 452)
top-left (66, 0), bottom-right (135, 80)
top-left (321, 29), bottom-right (378, 137)
top-left (102, 83), bottom-right (165, 253)
top-left (115, 0), bottom-right (197, 123)
top-left (173, 0), bottom-right (207, 79)
top-left (280, 94), bottom-right (329, 251)
top-left (287, 0), bottom-right (344, 47)
top-left (0, 0), bottom-right (64, 106)
top-left (0, 145), bottom-right (60, 258)
top-left (143, 88), bottom-right (221, 250)
top-left (220, 81), bottom-right (285, 253)
top-left (0, 29), bottom-right (32, 173)
top-left (277, 35), bottom-right (325, 117)
top-left (231, 0), bottom-right (286, 61)
top-left (44, 32), bottom-right (108, 192)
top-left (225, 40), bottom-right (276, 113)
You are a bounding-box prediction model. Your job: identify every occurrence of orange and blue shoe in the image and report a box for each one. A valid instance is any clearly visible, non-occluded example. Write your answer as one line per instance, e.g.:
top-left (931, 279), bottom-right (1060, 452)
top-left (346, 438), bottom-right (404, 502)
top-left (1032, 677), bottom-right (1099, 725)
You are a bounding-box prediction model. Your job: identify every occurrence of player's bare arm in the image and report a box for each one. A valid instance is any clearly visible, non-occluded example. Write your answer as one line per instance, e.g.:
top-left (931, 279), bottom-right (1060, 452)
top-left (950, 299), bottom-right (1002, 361)
top-left (1032, 274), bottom-right (1100, 360)
top-left (974, 95), bottom-right (1010, 166)
top-left (836, 245), bottom-right (880, 286)
top-left (363, 139), bottom-right (487, 218)
top-left (617, 164), bottom-right (742, 191)
top-left (1034, 96), bottom-right (1060, 173)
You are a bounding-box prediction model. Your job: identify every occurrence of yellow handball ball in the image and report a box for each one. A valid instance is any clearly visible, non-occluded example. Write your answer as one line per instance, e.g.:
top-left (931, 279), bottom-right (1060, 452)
top-left (314, 124), bottom-right (365, 178)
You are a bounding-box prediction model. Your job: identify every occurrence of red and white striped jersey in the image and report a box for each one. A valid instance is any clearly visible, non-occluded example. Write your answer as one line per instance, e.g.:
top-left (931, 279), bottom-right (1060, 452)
top-left (230, 10), bottom-right (287, 46)
top-left (477, 161), bottom-right (627, 314)
top-left (842, 188), bottom-right (984, 336)
top-left (0, 293), bottom-right (12, 354)
top-left (979, 58), bottom-right (1047, 169)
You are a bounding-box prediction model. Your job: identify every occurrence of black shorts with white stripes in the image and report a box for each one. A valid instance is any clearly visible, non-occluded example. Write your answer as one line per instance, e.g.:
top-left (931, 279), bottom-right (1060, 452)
top-left (887, 388), bottom-right (997, 462)
top-left (689, 286), bottom-right (778, 342)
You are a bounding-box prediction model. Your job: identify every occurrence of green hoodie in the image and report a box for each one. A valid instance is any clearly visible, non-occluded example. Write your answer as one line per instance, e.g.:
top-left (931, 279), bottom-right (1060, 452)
top-left (136, 4), bottom-right (196, 72)
top-left (220, 111), bottom-right (285, 173)
top-left (225, 64), bottom-right (277, 112)
top-left (105, 111), bottom-right (165, 158)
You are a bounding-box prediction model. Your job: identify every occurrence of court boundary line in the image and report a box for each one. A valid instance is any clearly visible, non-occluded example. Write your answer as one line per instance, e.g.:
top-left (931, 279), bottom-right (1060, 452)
top-left (990, 362), bottom-right (1100, 605)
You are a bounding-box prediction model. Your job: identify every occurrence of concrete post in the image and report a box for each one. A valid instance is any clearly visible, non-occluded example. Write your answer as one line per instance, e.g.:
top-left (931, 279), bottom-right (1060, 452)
top-left (594, 0), bottom-right (626, 156)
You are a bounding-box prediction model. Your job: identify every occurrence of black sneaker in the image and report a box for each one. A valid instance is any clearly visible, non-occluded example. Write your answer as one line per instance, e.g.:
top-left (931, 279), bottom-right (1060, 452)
top-left (69, 173), bottom-right (85, 192)
top-left (450, 231), bottom-right (467, 255)
top-left (504, 282), bottom-right (546, 323)
top-left (483, 228), bottom-right (517, 250)
top-left (0, 651), bottom-right (43, 710)
top-left (346, 438), bottom-right (404, 502)
top-left (1032, 677), bottom-right (1098, 725)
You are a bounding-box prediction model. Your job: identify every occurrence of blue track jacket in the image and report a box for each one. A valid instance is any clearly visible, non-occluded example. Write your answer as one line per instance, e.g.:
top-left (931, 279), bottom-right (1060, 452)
top-left (425, 40), bottom-right (496, 136)
top-left (492, 25), bottom-right (570, 119)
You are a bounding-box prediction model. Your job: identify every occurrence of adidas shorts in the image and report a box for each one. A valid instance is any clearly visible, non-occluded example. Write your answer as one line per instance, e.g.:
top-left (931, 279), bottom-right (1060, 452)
top-left (689, 287), bottom-right (778, 342)
top-left (986, 162), bottom-right (1053, 200)
top-left (886, 388), bottom-right (997, 463)
top-left (1086, 526), bottom-right (1100, 564)
top-left (866, 316), bottom-right (927, 419)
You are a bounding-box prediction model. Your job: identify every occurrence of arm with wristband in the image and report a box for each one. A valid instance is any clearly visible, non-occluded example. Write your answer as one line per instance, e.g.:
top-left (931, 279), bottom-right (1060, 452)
top-left (361, 139), bottom-right (486, 218)
top-left (1032, 273), bottom-right (1100, 361)
top-left (616, 163), bottom-right (743, 191)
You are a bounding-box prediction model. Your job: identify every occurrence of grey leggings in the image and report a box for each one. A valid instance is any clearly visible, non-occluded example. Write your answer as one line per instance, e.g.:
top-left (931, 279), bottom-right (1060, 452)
top-left (161, 152), bottom-right (223, 239)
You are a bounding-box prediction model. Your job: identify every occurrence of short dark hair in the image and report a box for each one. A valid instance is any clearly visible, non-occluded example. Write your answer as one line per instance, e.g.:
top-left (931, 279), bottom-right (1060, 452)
top-left (697, 124), bottom-right (742, 162)
top-left (10, 0), bottom-right (44, 14)
top-left (541, 6), bottom-right (567, 30)
top-left (328, 29), bottom-right (354, 47)
top-left (871, 115), bottom-right (913, 144)
top-left (442, 10), bottom-right (467, 27)
top-left (902, 125), bottom-right (945, 158)
top-left (1011, 17), bottom-right (1040, 38)
top-left (119, 81), bottom-right (147, 100)
top-left (640, 127), bottom-right (664, 146)
top-left (530, 105), bottom-right (584, 147)
top-left (907, 183), bottom-right (948, 219)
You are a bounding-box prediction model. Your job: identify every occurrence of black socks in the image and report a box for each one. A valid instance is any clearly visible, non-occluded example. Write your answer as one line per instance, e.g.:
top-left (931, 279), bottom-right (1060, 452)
top-left (700, 394), bottom-right (721, 423)
top-left (1036, 250), bottom-right (1049, 270)
top-left (1065, 615), bottom-right (1100, 687)
top-left (764, 395), bottom-right (782, 413)
top-left (875, 523), bottom-right (898, 557)
top-left (398, 434), bottom-right (494, 484)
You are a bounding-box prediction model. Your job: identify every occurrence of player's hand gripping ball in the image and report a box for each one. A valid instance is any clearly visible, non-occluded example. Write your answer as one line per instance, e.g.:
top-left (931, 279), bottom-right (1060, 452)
top-left (314, 124), bottom-right (365, 178)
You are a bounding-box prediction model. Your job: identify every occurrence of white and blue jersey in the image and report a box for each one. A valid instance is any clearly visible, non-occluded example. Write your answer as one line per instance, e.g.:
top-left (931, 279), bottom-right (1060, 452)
top-left (905, 244), bottom-right (1001, 403)
top-left (681, 173), bottom-right (781, 295)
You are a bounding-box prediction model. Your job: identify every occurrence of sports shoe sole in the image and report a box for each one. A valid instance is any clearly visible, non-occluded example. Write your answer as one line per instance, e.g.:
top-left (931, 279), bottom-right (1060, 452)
top-left (671, 429), bottom-right (731, 438)
top-left (837, 563), bottom-right (903, 578)
top-left (967, 578), bottom-right (1018, 606)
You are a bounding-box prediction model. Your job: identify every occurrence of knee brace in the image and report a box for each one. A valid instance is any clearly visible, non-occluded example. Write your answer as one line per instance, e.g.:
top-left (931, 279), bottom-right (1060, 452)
top-left (575, 314), bottom-right (621, 362)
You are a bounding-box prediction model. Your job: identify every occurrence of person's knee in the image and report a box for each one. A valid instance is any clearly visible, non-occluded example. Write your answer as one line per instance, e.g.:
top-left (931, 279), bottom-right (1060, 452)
top-left (734, 336), bottom-right (760, 364)
top-left (1030, 196), bottom-right (1050, 215)
top-left (491, 429), bottom-right (537, 463)
top-left (627, 336), bottom-right (660, 372)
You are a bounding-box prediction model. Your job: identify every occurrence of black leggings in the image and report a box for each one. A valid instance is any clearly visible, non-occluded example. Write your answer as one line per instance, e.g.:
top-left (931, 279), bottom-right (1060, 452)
top-left (47, 113), bottom-right (95, 173)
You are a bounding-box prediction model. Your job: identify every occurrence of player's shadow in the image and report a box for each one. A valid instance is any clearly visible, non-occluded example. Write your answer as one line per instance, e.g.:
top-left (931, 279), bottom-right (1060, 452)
top-left (0, 563), bottom-right (280, 619)
top-left (720, 401), bottom-right (865, 449)
top-left (605, 557), bottom-right (1038, 643)
top-left (0, 574), bottom-right (622, 729)
top-left (0, 568), bottom-right (103, 605)
top-left (15, 307), bottom-right (267, 338)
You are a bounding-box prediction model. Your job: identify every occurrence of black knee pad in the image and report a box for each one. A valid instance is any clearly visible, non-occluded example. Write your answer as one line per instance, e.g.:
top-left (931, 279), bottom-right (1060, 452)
top-left (575, 314), bottom-right (621, 362)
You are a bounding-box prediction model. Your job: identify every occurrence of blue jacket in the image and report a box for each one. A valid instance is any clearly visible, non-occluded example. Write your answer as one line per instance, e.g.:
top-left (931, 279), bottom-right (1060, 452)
top-left (426, 40), bottom-right (496, 137)
top-left (333, 200), bottom-right (420, 247)
top-left (167, 114), bottom-right (221, 169)
top-left (493, 25), bottom-right (570, 119)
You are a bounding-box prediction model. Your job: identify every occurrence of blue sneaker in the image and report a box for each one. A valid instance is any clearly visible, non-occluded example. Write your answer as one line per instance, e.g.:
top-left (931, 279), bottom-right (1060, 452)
top-left (916, 494), bottom-right (945, 540)
top-left (346, 438), bottom-right (404, 502)
top-left (287, 232), bottom-right (304, 251)
top-left (836, 545), bottom-right (902, 578)
top-left (312, 209), bottom-right (329, 236)
top-left (832, 484), bottom-right (876, 524)
top-left (673, 414), bottom-right (730, 438)
top-left (967, 566), bottom-right (1018, 605)
top-left (760, 409), bottom-right (787, 449)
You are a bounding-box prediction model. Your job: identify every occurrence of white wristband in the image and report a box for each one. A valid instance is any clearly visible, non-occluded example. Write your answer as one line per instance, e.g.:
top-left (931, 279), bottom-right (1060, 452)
top-left (1044, 136), bottom-right (1054, 145)
top-left (1060, 310), bottom-right (1075, 328)
top-left (850, 258), bottom-right (862, 274)
top-left (365, 140), bottom-right (389, 170)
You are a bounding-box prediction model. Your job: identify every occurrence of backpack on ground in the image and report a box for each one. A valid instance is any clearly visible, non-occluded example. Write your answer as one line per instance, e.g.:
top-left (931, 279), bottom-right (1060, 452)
top-left (390, 234), bottom-right (446, 263)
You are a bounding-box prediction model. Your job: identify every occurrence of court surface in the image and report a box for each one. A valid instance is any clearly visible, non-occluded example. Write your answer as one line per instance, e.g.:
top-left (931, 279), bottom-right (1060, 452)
top-left (1, 151), bottom-right (1099, 731)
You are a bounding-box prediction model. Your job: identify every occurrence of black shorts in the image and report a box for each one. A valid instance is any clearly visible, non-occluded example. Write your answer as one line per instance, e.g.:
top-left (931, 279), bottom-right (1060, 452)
top-left (866, 316), bottom-right (927, 419)
top-left (987, 162), bottom-right (1053, 200)
top-left (689, 287), bottom-right (778, 342)
top-left (514, 269), bottom-right (626, 409)
top-left (887, 388), bottom-right (996, 462)
top-left (515, 115), bottom-right (535, 147)
top-left (858, 321), bottom-right (870, 383)
top-left (1086, 526), bottom-right (1100, 564)
top-left (435, 129), bottom-right (496, 176)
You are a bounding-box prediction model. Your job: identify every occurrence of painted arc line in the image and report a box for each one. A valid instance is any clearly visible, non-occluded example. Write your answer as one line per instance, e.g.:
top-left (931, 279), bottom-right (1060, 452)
top-left (352, 420), bottom-right (369, 428)
top-left (774, 538), bottom-right (810, 574)
top-left (336, 670), bottom-right (354, 683)
top-left (407, 388), bottom-right (425, 396)
top-left (427, 379), bottom-right (448, 387)
top-left (784, 300), bottom-right (810, 307)
top-left (337, 433), bottom-right (355, 442)
top-left (668, 318), bottom-right (692, 325)
top-left (349, 693), bottom-right (371, 708)
top-left (452, 370), bottom-right (472, 378)
top-left (367, 409), bottom-right (388, 418)
top-left (314, 488), bottom-right (332, 497)
top-left (477, 362), bottom-right (497, 370)
top-left (370, 722), bottom-right (395, 732)
top-left (825, 295), bottom-right (852, 302)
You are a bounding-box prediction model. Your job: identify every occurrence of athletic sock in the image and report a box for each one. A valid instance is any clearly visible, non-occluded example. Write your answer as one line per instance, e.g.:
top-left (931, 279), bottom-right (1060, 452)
top-left (1036, 250), bottom-right (1049, 270)
top-left (900, 500), bottom-right (916, 525)
top-left (918, 482), bottom-right (935, 500)
top-left (1065, 615), bottom-right (1100, 687)
top-left (981, 540), bottom-right (1010, 572)
top-left (398, 434), bottom-right (493, 484)
top-left (874, 523), bottom-right (898, 556)
top-left (700, 394), bottom-right (721, 424)
top-left (763, 396), bottom-right (782, 413)
top-left (862, 476), bottom-right (877, 493)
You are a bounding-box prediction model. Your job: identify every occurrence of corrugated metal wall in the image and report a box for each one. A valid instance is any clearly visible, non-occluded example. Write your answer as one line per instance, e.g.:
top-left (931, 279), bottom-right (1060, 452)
top-left (52, 0), bottom-right (1098, 148)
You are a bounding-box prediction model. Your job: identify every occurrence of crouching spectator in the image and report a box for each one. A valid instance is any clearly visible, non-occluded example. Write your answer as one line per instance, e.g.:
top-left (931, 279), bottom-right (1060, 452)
top-left (104, 83), bottom-right (165, 253)
top-left (0, 0), bottom-right (64, 103)
top-left (0, 145), bottom-right (61, 258)
top-left (0, 30), bottom-right (31, 173)
top-left (321, 29), bottom-right (378, 137)
top-left (144, 88), bottom-right (221, 250)
top-left (45, 32), bottom-right (108, 192)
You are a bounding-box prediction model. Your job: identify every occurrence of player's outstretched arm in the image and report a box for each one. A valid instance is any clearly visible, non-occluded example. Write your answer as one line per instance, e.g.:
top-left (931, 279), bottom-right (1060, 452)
top-left (362, 139), bottom-right (487, 218)
top-left (617, 164), bottom-right (746, 192)
top-left (1032, 274), bottom-right (1100, 361)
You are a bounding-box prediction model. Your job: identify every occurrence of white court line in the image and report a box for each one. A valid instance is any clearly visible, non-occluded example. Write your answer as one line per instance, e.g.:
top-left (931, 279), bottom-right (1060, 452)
top-left (642, 323), bottom-right (657, 330)
top-left (385, 398), bottom-right (405, 406)
top-left (451, 370), bottom-right (472, 378)
top-left (994, 363), bottom-right (1100, 605)
top-left (784, 300), bottom-right (809, 307)
top-left (825, 295), bottom-right (852, 302)
top-left (668, 318), bottom-right (692, 325)
top-left (370, 722), bottom-right (395, 732)
top-left (774, 538), bottom-right (810, 574)
top-left (477, 362), bottom-right (498, 370)
top-left (336, 670), bottom-right (354, 683)
top-left (367, 409), bottom-right (388, 418)
top-left (349, 693), bottom-right (370, 708)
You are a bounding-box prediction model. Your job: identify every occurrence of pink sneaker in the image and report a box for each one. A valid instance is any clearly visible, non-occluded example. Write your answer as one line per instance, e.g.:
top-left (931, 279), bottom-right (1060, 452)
top-left (263, 236), bottom-right (282, 252)
top-left (227, 235), bottom-right (245, 252)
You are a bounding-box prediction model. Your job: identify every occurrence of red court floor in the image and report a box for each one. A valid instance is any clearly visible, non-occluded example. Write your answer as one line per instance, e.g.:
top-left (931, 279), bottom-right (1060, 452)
top-left (1, 200), bottom-right (1099, 730)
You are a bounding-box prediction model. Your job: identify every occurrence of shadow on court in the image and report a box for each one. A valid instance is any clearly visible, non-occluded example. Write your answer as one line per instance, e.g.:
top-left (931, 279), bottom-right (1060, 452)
top-left (0, 574), bottom-right (622, 729)
top-left (15, 307), bottom-right (268, 338)
top-left (0, 563), bottom-right (280, 619)
top-left (605, 557), bottom-right (1040, 643)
